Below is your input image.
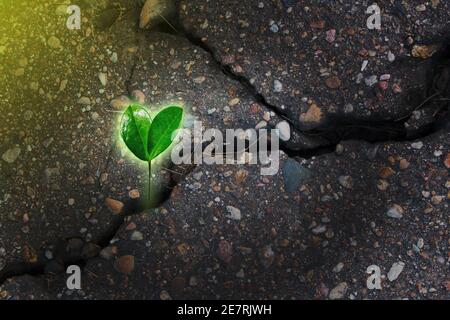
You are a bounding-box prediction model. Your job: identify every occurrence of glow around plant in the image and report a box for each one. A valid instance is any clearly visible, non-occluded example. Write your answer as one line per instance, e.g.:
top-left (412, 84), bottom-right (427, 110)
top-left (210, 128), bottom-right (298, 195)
top-left (118, 103), bottom-right (184, 207)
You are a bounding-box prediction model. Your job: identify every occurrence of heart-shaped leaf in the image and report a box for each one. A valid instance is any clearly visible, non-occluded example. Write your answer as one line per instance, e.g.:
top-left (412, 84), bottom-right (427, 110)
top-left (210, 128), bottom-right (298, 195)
top-left (120, 104), bottom-right (152, 161)
top-left (148, 106), bottom-right (184, 160)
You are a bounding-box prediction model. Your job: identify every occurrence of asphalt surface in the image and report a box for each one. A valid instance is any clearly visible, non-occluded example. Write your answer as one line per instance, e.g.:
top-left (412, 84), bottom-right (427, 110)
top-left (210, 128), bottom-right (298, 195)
top-left (0, 0), bottom-right (448, 300)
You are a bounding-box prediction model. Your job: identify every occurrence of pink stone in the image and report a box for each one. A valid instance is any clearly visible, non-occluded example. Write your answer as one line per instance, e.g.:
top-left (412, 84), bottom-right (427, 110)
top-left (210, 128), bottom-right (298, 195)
top-left (326, 29), bottom-right (336, 43)
top-left (378, 81), bottom-right (389, 90)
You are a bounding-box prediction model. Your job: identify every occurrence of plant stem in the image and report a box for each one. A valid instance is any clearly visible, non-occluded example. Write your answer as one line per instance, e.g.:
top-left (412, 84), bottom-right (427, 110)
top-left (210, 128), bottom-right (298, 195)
top-left (148, 160), bottom-right (152, 208)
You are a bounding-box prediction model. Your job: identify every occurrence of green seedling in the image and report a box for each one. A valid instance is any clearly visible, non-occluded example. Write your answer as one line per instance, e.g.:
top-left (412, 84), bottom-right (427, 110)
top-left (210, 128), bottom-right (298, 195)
top-left (120, 104), bottom-right (184, 207)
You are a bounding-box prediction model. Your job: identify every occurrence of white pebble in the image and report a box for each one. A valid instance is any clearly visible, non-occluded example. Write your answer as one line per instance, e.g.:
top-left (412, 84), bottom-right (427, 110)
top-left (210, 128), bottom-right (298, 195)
top-left (387, 204), bottom-right (404, 219)
top-left (411, 141), bottom-right (424, 150)
top-left (226, 206), bottom-right (242, 220)
top-left (276, 121), bottom-right (291, 141)
top-left (387, 262), bottom-right (405, 281)
top-left (387, 51), bottom-right (395, 62)
top-left (273, 80), bottom-right (283, 92)
top-left (98, 72), bottom-right (107, 86)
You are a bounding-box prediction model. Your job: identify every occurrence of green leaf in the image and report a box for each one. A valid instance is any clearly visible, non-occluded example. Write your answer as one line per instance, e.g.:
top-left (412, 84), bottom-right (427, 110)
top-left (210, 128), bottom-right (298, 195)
top-left (148, 106), bottom-right (183, 160)
top-left (120, 104), bottom-right (152, 161)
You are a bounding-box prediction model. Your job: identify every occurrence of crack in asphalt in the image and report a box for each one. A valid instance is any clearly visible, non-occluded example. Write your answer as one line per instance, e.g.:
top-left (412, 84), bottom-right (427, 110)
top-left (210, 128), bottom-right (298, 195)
top-left (171, 5), bottom-right (449, 157)
top-left (0, 35), bottom-right (145, 287)
top-left (125, 58), bottom-right (138, 97)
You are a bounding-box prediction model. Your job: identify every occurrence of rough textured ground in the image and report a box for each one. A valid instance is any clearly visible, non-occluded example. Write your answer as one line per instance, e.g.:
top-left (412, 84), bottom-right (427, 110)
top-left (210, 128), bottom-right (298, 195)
top-left (0, 0), bottom-right (449, 300)
top-left (180, 0), bottom-right (450, 131)
top-left (0, 0), bottom-right (143, 276)
top-left (2, 129), bottom-right (449, 300)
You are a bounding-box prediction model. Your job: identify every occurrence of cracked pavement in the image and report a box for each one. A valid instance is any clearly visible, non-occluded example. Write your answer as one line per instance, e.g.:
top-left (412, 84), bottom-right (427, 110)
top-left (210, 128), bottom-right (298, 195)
top-left (0, 0), bottom-right (449, 300)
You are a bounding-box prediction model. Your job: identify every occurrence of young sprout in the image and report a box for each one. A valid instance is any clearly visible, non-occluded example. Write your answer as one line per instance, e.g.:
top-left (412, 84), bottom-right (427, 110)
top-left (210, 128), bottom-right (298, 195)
top-left (120, 104), bottom-right (183, 207)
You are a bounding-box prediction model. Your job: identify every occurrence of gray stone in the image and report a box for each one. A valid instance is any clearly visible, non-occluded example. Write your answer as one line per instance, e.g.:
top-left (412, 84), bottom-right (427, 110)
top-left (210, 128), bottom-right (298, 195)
top-left (282, 159), bottom-right (311, 193)
top-left (131, 231), bottom-right (144, 241)
top-left (226, 206), bottom-right (242, 220)
top-left (276, 121), bottom-right (291, 141)
top-left (387, 262), bottom-right (405, 281)
top-left (329, 282), bottom-right (348, 300)
top-left (273, 80), bottom-right (283, 92)
top-left (365, 75), bottom-right (378, 87)
top-left (2, 147), bottom-right (21, 163)
top-left (387, 205), bottom-right (404, 219)
top-left (338, 175), bottom-right (353, 189)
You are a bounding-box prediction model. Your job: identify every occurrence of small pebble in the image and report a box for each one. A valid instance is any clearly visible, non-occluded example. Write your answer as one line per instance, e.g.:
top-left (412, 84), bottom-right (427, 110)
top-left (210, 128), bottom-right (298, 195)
top-left (110, 52), bottom-right (118, 63)
top-left (273, 80), bottom-right (283, 92)
top-left (78, 97), bottom-right (91, 105)
top-left (387, 204), bottom-right (404, 219)
top-left (338, 176), bottom-right (353, 189)
top-left (411, 141), bottom-right (424, 150)
top-left (269, 23), bottom-right (279, 33)
top-left (387, 262), bottom-right (405, 281)
top-left (98, 72), bottom-right (107, 86)
top-left (329, 282), bottom-right (348, 300)
top-left (105, 197), bottom-right (124, 214)
top-left (326, 29), bottom-right (336, 43)
top-left (387, 51), bottom-right (395, 62)
top-left (226, 206), bottom-right (242, 220)
top-left (276, 121), bottom-right (291, 141)
top-left (365, 75), bottom-right (378, 87)
top-left (333, 262), bottom-right (344, 273)
top-left (2, 147), bottom-right (21, 163)
top-left (131, 231), bottom-right (144, 241)
top-left (114, 255), bottom-right (135, 274)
